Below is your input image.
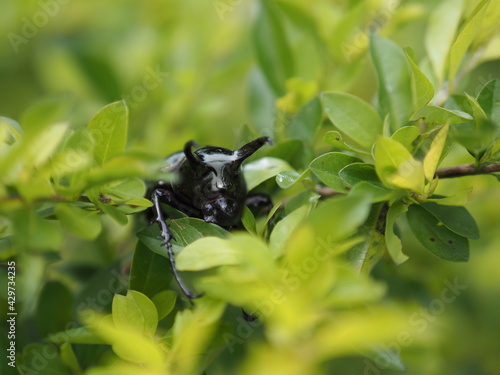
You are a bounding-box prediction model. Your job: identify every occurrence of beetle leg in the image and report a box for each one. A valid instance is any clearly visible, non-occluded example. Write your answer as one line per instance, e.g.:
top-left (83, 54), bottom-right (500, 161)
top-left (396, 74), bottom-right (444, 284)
top-left (152, 188), bottom-right (203, 299)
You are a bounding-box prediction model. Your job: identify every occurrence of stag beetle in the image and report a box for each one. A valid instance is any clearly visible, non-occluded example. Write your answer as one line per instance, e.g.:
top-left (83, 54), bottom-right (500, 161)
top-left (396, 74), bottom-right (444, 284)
top-left (149, 137), bottom-right (273, 299)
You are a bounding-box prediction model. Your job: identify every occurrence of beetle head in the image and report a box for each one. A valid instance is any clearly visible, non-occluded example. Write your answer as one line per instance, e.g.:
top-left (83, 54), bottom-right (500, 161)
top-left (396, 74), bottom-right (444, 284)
top-left (180, 137), bottom-right (272, 226)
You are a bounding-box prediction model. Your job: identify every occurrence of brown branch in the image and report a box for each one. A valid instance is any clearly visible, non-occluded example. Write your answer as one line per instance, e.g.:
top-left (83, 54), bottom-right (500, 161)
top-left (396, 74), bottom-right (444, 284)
top-left (436, 162), bottom-right (500, 179)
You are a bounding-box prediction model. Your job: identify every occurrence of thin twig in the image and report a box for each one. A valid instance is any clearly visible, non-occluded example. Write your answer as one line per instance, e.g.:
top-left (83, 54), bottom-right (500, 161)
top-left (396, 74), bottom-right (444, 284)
top-left (436, 162), bottom-right (500, 179)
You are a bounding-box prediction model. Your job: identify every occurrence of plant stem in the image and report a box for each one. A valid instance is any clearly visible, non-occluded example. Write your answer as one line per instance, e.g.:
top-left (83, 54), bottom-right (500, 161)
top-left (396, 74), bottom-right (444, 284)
top-left (436, 162), bottom-right (500, 179)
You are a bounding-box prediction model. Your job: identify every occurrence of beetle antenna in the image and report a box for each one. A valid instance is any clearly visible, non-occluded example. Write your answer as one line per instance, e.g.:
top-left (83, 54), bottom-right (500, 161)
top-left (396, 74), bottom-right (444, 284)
top-left (236, 137), bottom-right (273, 162)
top-left (183, 140), bottom-right (203, 165)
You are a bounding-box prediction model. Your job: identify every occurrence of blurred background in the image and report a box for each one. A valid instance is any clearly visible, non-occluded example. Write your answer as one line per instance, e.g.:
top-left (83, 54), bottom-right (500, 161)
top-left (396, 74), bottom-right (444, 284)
top-left (1, 0), bottom-right (500, 374)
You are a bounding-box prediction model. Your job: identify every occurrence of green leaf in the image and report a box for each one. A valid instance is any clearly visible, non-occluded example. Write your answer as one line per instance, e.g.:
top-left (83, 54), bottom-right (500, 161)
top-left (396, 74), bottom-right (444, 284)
top-left (35, 281), bottom-right (74, 337)
top-left (426, 188), bottom-right (472, 206)
top-left (87, 100), bottom-right (129, 166)
top-left (11, 209), bottom-right (63, 251)
top-left (55, 204), bottom-right (102, 240)
top-left (258, 200), bottom-right (283, 237)
top-left (373, 137), bottom-right (425, 194)
top-left (370, 34), bottom-right (413, 131)
top-left (323, 131), bottom-right (371, 156)
top-left (112, 290), bottom-right (158, 337)
top-left (321, 92), bottom-right (383, 149)
top-left (448, 0), bottom-right (491, 82)
top-left (425, 0), bottom-right (464, 82)
top-left (423, 125), bottom-right (449, 181)
top-left (477, 79), bottom-right (500, 125)
top-left (345, 203), bottom-right (387, 274)
top-left (307, 194), bottom-right (372, 243)
top-left (391, 126), bottom-right (420, 152)
top-left (269, 205), bottom-right (310, 256)
top-left (275, 169), bottom-right (310, 189)
top-left (105, 178), bottom-right (147, 200)
top-left (176, 236), bottom-right (242, 271)
top-left (253, 1), bottom-right (294, 95)
top-left (84, 314), bottom-right (164, 369)
top-left (99, 203), bottom-right (128, 225)
top-left (241, 206), bottom-right (257, 235)
top-left (385, 201), bottom-right (409, 264)
top-left (420, 202), bottom-right (479, 239)
top-left (243, 157), bottom-right (293, 191)
top-left (0, 116), bottom-right (22, 144)
top-left (130, 241), bottom-right (173, 299)
top-left (20, 96), bottom-right (69, 134)
top-left (310, 152), bottom-right (363, 192)
top-left (60, 343), bottom-right (82, 375)
top-left (151, 290), bottom-right (177, 320)
top-left (17, 344), bottom-right (69, 375)
top-left (410, 106), bottom-right (473, 125)
top-left (407, 204), bottom-right (469, 262)
top-left (338, 163), bottom-right (385, 189)
top-left (404, 46), bottom-right (435, 109)
top-left (137, 217), bottom-right (229, 259)
top-left (24, 122), bottom-right (69, 168)
top-left (176, 234), bottom-right (271, 271)
top-left (286, 97), bottom-right (323, 145)
top-left (285, 190), bottom-right (320, 214)
top-left (350, 181), bottom-right (397, 203)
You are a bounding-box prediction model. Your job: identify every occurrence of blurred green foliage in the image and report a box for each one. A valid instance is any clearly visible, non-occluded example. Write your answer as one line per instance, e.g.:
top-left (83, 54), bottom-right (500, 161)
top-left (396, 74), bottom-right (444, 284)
top-left (1, 0), bottom-right (500, 374)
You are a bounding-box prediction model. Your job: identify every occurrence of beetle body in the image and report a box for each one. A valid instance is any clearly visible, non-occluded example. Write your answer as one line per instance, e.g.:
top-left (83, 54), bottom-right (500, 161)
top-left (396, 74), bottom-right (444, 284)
top-left (150, 137), bottom-right (272, 298)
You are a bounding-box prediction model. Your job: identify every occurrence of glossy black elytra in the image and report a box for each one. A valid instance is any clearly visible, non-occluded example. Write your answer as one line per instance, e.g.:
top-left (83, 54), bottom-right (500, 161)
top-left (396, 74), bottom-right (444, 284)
top-left (149, 137), bottom-right (273, 299)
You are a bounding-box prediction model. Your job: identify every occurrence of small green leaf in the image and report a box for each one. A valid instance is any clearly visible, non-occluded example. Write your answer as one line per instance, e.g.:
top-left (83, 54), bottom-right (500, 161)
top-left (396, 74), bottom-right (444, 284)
top-left (99, 203), bottom-right (128, 225)
top-left (321, 92), bottom-right (383, 149)
top-left (243, 157), bottom-right (293, 191)
top-left (385, 201), bottom-right (409, 264)
top-left (286, 97), bottom-right (323, 145)
top-left (310, 152), bottom-right (363, 192)
top-left (426, 188), bottom-right (472, 206)
top-left (345, 203), bottom-right (387, 274)
top-left (308, 194), bottom-right (372, 243)
top-left (241, 206), bottom-right (257, 235)
top-left (425, 0), bottom-right (464, 82)
top-left (423, 125), bottom-right (449, 181)
top-left (105, 178), bottom-right (147, 200)
top-left (55, 204), bottom-right (102, 240)
top-left (407, 204), bottom-right (469, 262)
top-left (420, 202), bottom-right (479, 239)
top-left (253, 1), bottom-right (294, 95)
top-left (0, 116), bottom-right (22, 144)
top-left (275, 169), bottom-right (310, 189)
top-left (285, 190), bottom-right (320, 214)
top-left (269, 205), bottom-right (309, 256)
top-left (323, 131), bottom-right (371, 156)
top-left (339, 163), bottom-right (385, 189)
top-left (20, 96), bottom-right (69, 134)
top-left (373, 137), bottom-right (425, 193)
top-left (11, 209), bottom-right (63, 251)
top-left (404, 47), bottom-right (435, 109)
top-left (151, 290), bottom-right (177, 320)
top-left (391, 126), bottom-right (420, 152)
top-left (410, 106), bottom-right (473, 125)
top-left (448, 0), bottom-right (491, 82)
top-left (87, 100), bottom-right (129, 166)
top-left (370, 34), bottom-right (413, 131)
top-left (176, 234), bottom-right (270, 271)
top-left (137, 218), bottom-right (229, 259)
top-left (350, 181), bottom-right (397, 203)
top-left (130, 241), bottom-right (172, 299)
top-left (60, 343), bottom-right (82, 375)
top-left (477, 79), bottom-right (500, 125)
top-left (112, 290), bottom-right (158, 337)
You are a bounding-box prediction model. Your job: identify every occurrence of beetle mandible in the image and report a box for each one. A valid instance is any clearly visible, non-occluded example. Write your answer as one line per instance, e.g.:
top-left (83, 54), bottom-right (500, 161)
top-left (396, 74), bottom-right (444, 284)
top-left (149, 136), bottom-right (273, 299)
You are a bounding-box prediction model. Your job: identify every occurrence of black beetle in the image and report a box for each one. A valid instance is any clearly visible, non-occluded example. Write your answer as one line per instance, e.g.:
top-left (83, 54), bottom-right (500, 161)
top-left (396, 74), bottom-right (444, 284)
top-left (149, 137), bottom-right (273, 299)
